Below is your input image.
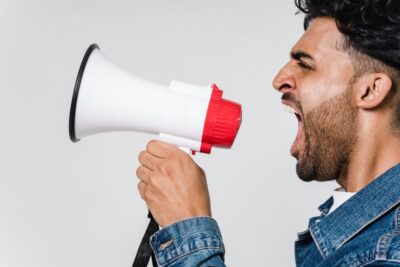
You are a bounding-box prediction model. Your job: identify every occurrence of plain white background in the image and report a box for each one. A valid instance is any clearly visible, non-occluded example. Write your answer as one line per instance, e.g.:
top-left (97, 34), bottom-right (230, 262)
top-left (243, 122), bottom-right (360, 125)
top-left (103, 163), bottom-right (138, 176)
top-left (0, 0), bottom-right (338, 266)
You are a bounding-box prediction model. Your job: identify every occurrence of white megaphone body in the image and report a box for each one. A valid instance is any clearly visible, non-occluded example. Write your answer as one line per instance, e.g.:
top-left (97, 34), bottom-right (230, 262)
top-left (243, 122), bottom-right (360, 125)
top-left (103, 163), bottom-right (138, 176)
top-left (69, 44), bottom-right (241, 153)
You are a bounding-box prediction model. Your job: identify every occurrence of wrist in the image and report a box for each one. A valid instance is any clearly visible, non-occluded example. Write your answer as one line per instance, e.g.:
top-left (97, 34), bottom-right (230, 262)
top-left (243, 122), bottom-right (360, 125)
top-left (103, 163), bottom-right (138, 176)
top-left (150, 217), bottom-right (224, 266)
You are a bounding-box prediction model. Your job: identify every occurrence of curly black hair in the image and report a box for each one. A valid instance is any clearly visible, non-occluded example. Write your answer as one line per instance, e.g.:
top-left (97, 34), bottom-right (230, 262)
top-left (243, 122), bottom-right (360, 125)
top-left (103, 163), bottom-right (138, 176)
top-left (295, 0), bottom-right (400, 70)
top-left (295, 0), bottom-right (400, 132)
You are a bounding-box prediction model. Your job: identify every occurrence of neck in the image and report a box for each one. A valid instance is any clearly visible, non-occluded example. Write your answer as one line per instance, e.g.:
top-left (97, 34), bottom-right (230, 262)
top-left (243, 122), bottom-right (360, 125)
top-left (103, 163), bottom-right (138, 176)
top-left (338, 113), bottom-right (400, 192)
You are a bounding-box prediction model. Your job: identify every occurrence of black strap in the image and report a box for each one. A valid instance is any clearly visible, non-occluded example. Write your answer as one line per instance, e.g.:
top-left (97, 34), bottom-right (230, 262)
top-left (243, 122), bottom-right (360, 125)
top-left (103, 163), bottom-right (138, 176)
top-left (132, 211), bottom-right (159, 267)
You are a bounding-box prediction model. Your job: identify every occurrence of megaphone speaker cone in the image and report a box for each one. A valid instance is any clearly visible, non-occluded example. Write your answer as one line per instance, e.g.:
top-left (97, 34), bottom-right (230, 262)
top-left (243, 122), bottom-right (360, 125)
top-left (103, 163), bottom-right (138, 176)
top-left (69, 43), bottom-right (100, 142)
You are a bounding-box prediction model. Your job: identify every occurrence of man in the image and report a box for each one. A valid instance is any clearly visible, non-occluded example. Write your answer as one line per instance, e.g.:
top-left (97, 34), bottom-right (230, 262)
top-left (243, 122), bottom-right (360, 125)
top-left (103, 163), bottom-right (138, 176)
top-left (136, 0), bottom-right (400, 266)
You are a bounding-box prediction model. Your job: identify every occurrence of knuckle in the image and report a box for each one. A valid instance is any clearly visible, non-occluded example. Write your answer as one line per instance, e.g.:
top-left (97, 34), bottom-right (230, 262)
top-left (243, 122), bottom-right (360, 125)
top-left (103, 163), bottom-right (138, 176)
top-left (137, 182), bottom-right (146, 199)
top-left (147, 175), bottom-right (154, 185)
top-left (167, 154), bottom-right (179, 166)
top-left (199, 167), bottom-right (206, 176)
top-left (146, 156), bottom-right (153, 166)
top-left (159, 162), bottom-right (172, 176)
top-left (138, 151), bottom-right (146, 163)
top-left (143, 189), bottom-right (152, 201)
top-left (146, 140), bottom-right (157, 152)
top-left (184, 153), bottom-right (195, 164)
top-left (136, 166), bottom-right (144, 177)
top-left (174, 151), bottom-right (189, 165)
top-left (168, 151), bottom-right (178, 160)
top-left (176, 156), bottom-right (186, 168)
top-left (139, 180), bottom-right (146, 189)
top-left (137, 181), bottom-right (143, 191)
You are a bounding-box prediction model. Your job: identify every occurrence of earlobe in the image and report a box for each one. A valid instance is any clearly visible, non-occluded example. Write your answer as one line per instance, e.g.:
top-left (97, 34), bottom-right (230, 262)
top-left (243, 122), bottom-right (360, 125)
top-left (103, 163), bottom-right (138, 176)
top-left (357, 74), bottom-right (392, 109)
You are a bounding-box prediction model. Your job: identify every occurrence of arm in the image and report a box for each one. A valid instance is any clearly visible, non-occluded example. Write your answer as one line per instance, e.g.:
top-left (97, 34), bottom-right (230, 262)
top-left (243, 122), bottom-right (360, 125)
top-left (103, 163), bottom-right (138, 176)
top-left (150, 217), bottom-right (225, 267)
top-left (136, 140), bottom-right (225, 266)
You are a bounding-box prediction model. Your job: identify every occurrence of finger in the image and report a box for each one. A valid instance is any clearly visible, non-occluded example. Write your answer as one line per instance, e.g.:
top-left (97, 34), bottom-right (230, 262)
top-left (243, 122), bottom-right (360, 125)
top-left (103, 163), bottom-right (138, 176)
top-left (137, 181), bottom-right (147, 200)
top-left (138, 151), bottom-right (162, 170)
top-left (136, 165), bottom-right (152, 184)
top-left (146, 140), bottom-right (178, 158)
top-left (199, 167), bottom-right (206, 177)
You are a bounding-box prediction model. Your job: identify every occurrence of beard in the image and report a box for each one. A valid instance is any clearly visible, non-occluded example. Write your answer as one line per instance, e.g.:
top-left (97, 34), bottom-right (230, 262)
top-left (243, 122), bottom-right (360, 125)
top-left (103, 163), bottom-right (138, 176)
top-left (296, 86), bottom-right (358, 182)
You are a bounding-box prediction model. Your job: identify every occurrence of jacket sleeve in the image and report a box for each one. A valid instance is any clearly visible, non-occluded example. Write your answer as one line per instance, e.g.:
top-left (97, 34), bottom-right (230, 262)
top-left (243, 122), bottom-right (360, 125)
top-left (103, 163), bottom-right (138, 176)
top-left (150, 217), bottom-right (226, 267)
top-left (364, 261), bottom-right (400, 266)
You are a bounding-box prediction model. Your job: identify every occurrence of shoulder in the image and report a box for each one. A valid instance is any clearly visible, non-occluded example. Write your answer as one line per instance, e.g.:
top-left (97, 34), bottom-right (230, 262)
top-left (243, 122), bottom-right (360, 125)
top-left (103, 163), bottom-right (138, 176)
top-left (330, 206), bottom-right (400, 266)
top-left (366, 206), bottom-right (400, 265)
top-left (371, 207), bottom-right (400, 264)
top-left (375, 230), bottom-right (400, 264)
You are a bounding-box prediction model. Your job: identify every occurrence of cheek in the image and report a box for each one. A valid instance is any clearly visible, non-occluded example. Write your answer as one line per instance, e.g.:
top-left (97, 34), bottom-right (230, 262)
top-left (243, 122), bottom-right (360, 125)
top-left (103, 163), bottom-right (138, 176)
top-left (300, 80), bottom-right (349, 114)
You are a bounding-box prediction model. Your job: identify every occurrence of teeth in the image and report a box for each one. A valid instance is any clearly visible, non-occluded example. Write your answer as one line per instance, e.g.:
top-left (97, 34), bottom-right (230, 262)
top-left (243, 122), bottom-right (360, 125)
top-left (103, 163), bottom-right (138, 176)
top-left (283, 104), bottom-right (296, 114)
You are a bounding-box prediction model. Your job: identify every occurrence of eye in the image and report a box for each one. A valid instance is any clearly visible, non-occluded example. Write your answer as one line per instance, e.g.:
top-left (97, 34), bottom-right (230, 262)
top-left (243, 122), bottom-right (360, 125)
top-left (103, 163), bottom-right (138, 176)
top-left (297, 61), bottom-right (313, 71)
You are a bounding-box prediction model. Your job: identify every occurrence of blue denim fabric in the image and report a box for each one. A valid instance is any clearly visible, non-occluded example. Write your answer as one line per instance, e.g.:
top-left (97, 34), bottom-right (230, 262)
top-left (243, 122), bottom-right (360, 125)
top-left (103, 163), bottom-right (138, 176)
top-left (150, 163), bottom-right (400, 266)
top-left (150, 217), bottom-right (225, 267)
top-left (295, 163), bottom-right (400, 266)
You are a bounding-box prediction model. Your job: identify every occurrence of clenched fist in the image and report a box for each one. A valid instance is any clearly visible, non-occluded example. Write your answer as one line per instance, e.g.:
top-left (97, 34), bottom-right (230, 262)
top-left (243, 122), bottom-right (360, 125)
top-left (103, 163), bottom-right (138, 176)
top-left (136, 140), bottom-right (211, 227)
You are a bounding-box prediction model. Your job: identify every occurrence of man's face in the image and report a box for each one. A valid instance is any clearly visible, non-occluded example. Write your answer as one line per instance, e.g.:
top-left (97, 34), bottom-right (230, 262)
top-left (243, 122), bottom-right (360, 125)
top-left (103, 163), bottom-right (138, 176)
top-left (273, 17), bottom-right (358, 182)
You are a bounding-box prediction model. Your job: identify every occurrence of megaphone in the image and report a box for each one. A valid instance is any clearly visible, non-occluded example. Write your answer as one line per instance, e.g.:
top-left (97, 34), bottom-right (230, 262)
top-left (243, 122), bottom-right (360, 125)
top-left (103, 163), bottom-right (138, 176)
top-left (69, 44), bottom-right (242, 153)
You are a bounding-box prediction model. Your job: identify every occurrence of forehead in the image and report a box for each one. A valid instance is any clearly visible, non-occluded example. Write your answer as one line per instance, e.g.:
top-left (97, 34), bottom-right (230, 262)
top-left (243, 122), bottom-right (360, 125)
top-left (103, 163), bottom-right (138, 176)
top-left (292, 17), bottom-right (345, 60)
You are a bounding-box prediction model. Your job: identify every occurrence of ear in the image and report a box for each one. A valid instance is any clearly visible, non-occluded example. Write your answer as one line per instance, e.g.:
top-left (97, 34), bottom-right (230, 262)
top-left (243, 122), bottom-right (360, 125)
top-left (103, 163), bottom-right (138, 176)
top-left (355, 73), bottom-right (393, 109)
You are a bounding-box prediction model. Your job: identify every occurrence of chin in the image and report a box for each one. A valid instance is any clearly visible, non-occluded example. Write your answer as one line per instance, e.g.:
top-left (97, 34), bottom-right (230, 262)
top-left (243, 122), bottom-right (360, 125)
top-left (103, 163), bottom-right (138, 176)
top-left (296, 162), bottom-right (315, 182)
top-left (294, 148), bottom-right (318, 182)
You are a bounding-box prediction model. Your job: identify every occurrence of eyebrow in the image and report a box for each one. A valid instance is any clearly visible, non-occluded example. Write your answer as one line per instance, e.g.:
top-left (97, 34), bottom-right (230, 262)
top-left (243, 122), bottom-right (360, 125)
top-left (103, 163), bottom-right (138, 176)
top-left (290, 50), bottom-right (314, 61)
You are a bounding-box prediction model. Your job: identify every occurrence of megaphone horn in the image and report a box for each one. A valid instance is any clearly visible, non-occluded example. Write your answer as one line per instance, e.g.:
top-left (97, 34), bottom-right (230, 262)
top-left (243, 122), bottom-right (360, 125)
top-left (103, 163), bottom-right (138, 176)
top-left (69, 44), bottom-right (242, 154)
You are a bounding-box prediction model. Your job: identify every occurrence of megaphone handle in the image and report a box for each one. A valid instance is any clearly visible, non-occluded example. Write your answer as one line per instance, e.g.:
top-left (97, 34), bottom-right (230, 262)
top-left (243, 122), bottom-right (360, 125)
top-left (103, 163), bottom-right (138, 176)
top-left (158, 133), bottom-right (197, 155)
top-left (132, 211), bottom-right (159, 267)
top-left (178, 147), bottom-right (192, 154)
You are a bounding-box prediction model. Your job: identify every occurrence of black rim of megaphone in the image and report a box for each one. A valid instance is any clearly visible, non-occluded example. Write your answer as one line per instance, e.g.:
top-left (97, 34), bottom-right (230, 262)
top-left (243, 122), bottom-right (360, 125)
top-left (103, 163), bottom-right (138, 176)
top-left (69, 43), bottom-right (100, 142)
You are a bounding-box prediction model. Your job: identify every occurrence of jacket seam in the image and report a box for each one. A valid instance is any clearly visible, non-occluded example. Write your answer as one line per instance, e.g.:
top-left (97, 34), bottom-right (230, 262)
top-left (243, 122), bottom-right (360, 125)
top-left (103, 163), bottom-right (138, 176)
top-left (360, 259), bottom-right (379, 267)
top-left (361, 259), bottom-right (400, 266)
top-left (375, 206), bottom-right (400, 261)
top-left (157, 246), bottom-right (224, 267)
top-left (310, 226), bottom-right (329, 258)
top-left (337, 201), bottom-right (400, 250)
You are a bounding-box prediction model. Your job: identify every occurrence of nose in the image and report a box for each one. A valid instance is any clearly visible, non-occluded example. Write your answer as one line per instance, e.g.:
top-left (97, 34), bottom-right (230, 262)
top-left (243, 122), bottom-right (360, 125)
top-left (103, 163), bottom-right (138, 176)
top-left (272, 63), bottom-right (296, 94)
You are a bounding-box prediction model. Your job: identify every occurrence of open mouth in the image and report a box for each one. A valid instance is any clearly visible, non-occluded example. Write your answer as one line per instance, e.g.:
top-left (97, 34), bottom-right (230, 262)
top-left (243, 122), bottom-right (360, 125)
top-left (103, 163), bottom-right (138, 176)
top-left (282, 101), bottom-right (304, 156)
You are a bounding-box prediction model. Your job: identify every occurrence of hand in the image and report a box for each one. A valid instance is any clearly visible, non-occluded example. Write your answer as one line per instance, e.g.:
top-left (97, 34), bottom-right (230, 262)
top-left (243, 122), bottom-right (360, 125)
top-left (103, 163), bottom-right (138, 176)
top-left (136, 140), bottom-right (211, 227)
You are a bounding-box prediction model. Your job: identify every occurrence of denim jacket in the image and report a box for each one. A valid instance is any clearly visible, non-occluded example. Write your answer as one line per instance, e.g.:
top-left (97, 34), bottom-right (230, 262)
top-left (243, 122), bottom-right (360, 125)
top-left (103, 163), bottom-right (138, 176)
top-left (150, 164), bottom-right (400, 266)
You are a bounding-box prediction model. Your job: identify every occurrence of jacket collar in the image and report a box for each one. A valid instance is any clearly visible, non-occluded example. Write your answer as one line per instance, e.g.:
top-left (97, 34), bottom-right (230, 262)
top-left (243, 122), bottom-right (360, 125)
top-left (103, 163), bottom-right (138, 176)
top-left (309, 163), bottom-right (400, 258)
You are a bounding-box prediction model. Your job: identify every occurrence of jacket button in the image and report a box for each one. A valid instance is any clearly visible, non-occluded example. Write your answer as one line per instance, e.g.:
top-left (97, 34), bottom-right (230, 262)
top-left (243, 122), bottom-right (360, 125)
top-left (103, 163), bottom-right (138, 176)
top-left (160, 239), bottom-right (174, 250)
